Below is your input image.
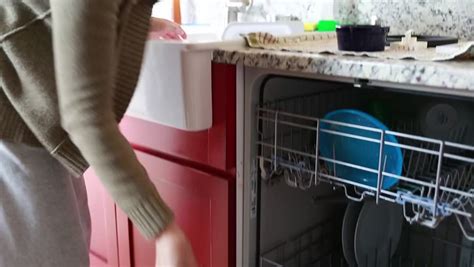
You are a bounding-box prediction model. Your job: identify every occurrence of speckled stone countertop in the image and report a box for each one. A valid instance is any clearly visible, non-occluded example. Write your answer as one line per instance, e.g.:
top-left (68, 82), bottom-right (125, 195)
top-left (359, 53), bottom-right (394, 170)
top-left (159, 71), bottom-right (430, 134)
top-left (213, 48), bottom-right (474, 93)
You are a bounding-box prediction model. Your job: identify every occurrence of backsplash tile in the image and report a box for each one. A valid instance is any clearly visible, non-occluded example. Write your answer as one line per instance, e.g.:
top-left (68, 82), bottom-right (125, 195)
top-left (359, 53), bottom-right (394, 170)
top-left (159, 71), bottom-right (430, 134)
top-left (335, 0), bottom-right (474, 40)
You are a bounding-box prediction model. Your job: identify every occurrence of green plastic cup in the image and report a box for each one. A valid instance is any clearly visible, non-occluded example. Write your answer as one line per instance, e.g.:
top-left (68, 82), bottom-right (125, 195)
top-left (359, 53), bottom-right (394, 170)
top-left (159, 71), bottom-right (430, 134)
top-left (317, 20), bottom-right (339, 32)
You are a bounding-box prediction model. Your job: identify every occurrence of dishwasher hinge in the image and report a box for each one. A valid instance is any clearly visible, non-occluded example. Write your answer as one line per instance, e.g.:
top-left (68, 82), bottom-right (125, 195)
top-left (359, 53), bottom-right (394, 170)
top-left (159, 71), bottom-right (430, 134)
top-left (353, 78), bottom-right (370, 88)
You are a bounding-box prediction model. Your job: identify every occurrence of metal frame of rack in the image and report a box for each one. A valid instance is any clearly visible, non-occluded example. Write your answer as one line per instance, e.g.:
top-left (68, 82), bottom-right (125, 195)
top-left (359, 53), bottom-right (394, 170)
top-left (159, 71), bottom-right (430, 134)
top-left (256, 94), bottom-right (474, 241)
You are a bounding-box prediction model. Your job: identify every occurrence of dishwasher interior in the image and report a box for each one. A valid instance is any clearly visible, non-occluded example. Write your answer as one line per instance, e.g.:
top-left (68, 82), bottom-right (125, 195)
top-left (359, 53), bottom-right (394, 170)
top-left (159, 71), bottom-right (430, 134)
top-left (252, 76), bottom-right (474, 267)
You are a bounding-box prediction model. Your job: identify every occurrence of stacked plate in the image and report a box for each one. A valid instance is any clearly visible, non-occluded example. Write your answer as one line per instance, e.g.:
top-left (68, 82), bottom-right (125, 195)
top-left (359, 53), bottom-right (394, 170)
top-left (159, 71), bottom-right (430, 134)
top-left (342, 200), bottom-right (404, 267)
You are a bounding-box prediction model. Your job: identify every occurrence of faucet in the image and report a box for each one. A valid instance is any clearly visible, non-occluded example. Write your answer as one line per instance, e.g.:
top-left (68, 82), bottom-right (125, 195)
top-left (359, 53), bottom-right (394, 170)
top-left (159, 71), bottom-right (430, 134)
top-left (226, 0), bottom-right (253, 23)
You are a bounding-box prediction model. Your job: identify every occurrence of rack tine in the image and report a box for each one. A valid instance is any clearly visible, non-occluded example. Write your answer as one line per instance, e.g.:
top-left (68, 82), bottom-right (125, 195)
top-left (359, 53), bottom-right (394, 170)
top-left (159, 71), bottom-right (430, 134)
top-left (456, 213), bottom-right (474, 241)
top-left (260, 157), bottom-right (269, 180)
top-left (460, 166), bottom-right (469, 192)
top-left (440, 173), bottom-right (451, 204)
top-left (341, 184), bottom-right (365, 202)
top-left (332, 143), bottom-right (337, 178)
top-left (407, 144), bottom-right (416, 176)
top-left (284, 169), bottom-right (297, 188)
top-left (315, 119), bottom-right (320, 186)
top-left (273, 111), bottom-right (279, 174)
top-left (402, 202), bottom-right (414, 224)
top-left (376, 131), bottom-right (386, 204)
top-left (449, 168), bottom-right (461, 202)
top-left (380, 156), bottom-right (388, 197)
top-left (285, 153), bottom-right (298, 188)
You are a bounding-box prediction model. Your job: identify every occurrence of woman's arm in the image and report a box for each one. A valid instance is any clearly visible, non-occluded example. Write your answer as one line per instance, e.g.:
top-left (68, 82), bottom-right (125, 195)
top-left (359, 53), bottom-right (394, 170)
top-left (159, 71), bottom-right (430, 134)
top-left (51, 2), bottom-right (197, 264)
top-left (50, 0), bottom-right (173, 238)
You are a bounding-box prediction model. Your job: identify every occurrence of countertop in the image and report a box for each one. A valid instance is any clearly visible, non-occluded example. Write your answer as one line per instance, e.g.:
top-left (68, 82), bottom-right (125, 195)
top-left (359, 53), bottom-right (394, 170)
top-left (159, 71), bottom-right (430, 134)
top-left (212, 47), bottom-right (474, 93)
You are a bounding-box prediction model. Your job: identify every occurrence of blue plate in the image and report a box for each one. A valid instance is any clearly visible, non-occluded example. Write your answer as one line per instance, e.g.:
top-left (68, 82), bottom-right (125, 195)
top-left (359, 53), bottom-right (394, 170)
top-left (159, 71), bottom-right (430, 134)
top-left (319, 109), bottom-right (402, 189)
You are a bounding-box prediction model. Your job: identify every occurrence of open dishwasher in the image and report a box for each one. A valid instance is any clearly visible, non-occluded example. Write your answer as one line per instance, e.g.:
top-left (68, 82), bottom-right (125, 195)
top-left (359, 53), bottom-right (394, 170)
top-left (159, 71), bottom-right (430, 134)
top-left (237, 68), bottom-right (474, 267)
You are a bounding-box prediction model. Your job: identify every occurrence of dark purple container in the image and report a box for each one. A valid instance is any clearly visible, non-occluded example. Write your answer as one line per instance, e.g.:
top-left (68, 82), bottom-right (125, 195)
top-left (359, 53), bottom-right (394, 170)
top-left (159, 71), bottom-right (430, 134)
top-left (336, 25), bottom-right (390, 52)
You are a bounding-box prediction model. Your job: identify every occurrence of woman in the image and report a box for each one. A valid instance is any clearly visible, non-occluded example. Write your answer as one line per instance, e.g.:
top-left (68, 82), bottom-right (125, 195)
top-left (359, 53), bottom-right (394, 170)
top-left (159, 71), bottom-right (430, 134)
top-left (0, 0), bottom-right (197, 266)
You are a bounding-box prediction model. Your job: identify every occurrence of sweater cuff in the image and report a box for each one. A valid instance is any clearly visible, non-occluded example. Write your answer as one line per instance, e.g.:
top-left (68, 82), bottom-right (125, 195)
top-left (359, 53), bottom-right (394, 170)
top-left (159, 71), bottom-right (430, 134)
top-left (125, 190), bottom-right (174, 239)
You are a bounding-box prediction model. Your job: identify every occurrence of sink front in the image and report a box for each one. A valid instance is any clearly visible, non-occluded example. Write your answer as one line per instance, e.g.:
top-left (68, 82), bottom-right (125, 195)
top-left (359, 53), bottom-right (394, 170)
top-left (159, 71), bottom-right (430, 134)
top-left (126, 22), bottom-right (303, 131)
top-left (126, 30), bottom-right (243, 131)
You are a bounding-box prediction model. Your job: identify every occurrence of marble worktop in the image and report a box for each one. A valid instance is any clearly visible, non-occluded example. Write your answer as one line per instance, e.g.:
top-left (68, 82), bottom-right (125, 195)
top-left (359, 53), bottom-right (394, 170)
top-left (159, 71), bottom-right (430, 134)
top-left (335, 0), bottom-right (474, 41)
top-left (213, 48), bottom-right (474, 93)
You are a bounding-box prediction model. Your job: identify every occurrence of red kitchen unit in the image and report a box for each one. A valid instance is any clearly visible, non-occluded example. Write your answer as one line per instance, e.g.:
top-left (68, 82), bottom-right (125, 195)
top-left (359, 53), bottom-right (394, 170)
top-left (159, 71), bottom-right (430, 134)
top-left (85, 168), bottom-right (119, 267)
top-left (85, 63), bottom-right (237, 267)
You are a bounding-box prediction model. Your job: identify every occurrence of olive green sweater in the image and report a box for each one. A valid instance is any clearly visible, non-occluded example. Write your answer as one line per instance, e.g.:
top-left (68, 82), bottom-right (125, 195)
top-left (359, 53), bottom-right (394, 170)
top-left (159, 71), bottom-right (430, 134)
top-left (0, 0), bottom-right (173, 239)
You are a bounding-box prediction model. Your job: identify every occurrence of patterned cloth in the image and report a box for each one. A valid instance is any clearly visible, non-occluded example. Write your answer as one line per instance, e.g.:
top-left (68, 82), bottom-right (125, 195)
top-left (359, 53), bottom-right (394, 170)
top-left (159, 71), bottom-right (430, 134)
top-left (244, 32), bottom-right (474, 61)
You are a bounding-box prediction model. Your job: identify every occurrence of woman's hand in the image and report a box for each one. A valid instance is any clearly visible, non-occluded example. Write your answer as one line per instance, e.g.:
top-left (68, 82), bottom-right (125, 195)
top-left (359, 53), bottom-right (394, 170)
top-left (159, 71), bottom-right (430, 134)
top-left (155, 221), bottom-right (198, 267)
top-left (149, 17), bottom-right (187, 40)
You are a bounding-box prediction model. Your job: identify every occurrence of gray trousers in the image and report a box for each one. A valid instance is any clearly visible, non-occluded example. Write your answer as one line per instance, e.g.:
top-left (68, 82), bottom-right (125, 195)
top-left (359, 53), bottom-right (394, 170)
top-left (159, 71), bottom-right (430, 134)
top-left (0, 140), bottom-right (91, 267)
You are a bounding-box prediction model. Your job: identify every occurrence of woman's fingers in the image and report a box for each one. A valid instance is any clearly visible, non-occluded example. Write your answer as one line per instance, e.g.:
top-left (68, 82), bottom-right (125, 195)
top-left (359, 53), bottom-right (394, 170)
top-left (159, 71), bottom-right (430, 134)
top-left (148, 18), bottom-right (187, 40)
top-left (175, 27), bottom-right (187, 39)
top-left (165, 32), bottom-right (180, 40)
top-left (148, 30), bottom-right (179, 40)
top-left (155, 222), bottom-right (198, 267)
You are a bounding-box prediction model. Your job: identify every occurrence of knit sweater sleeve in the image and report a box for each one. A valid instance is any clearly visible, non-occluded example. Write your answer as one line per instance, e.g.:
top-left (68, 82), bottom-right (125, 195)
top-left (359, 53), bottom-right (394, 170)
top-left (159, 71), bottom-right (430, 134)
top-left (50, 0), bottom-right (173, 239)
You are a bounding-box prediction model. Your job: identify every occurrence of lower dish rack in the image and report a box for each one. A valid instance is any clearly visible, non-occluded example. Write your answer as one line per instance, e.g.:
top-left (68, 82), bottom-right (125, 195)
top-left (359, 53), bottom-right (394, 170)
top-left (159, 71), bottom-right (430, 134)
top-left (260, 217), bottom-right (343, 267)
top-left (260, 216), bottom-right (474, 267)
top-left (257, 100), bottom-right (474, 240)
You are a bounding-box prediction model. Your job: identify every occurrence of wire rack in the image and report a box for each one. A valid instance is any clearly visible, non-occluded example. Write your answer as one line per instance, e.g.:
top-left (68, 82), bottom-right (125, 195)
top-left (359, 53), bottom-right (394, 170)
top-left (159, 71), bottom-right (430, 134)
top-left (256, 92), bottom-right (474, 240)
top-left (260, 217), bottom-right (343, 267)
top-left (260, 215), bottom-right (474, 267)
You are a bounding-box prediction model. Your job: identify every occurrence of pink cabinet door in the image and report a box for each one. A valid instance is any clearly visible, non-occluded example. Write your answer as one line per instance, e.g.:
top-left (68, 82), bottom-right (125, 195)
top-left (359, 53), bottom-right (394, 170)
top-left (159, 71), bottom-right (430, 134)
top-left (84, 169), bottom-right (119, 267)
top-left (116, 150), bottom-right (235, 267)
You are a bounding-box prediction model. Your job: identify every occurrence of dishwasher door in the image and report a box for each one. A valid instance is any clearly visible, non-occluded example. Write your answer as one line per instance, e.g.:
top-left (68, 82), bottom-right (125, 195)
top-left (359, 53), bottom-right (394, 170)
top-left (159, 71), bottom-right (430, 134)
top-left (237, 69), bottom-right (357, 267)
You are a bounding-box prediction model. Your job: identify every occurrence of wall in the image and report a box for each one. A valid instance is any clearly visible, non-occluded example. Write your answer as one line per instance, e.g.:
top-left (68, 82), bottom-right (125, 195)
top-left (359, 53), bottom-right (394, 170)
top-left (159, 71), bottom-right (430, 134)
top-left (154, 0), bottom-right (473, 40)
top-left (237, 0), bottom-right (335, 22)
top-left (155, 0), bottom-right (335, 26)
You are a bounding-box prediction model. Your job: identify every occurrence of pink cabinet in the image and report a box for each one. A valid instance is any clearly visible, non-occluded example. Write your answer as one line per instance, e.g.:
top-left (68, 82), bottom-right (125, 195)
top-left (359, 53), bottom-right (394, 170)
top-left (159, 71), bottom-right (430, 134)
top-left (84, 169), bottom-right (119, 267)
top-left (116, 150), bottom-right (235, 267)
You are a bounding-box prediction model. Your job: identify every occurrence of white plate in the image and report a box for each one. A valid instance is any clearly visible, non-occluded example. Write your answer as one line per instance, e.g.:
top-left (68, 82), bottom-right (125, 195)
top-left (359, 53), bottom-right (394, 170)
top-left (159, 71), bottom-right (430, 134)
top-left (418, 101), bottom-right (474, 146)
top-left (354, 201), bottom-right (404, 267)
top-left (459, 236), bottom-right (473, 267)
top-left (342, 201), bottom-right (363, 266)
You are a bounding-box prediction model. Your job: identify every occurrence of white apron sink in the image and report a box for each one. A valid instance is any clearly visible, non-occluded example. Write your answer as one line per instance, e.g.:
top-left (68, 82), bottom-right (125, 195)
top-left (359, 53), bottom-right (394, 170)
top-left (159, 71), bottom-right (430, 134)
top-left (127, 22), bottom-right (303, 131)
